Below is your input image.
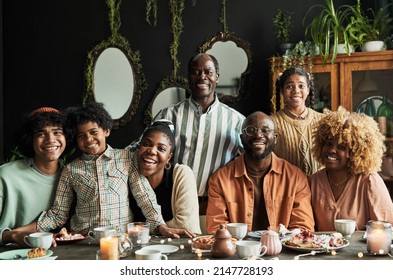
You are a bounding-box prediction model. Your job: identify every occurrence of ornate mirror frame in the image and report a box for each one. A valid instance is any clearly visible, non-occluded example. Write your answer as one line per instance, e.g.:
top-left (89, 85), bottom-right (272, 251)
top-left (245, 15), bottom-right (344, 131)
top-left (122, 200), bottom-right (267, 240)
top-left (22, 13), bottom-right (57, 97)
top-left (144, 76), bottom-right (190, 125)
top-left (199, 31), bottom-right (252, 104)
top-left (84, 36), bottom-right (147, 129)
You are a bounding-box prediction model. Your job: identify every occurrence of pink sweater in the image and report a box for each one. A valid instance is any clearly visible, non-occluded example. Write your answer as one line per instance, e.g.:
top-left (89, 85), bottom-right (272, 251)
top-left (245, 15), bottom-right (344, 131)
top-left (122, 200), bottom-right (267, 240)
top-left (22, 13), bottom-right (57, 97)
top-left (309, 169), bottom-right (393, 231)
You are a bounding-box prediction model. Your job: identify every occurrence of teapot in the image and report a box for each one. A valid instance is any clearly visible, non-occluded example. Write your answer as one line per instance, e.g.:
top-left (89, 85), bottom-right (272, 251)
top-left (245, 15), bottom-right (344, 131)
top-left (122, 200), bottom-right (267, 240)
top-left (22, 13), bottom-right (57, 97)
top-left (211, 224), bottom-right (236, 258)
top-left (260, 230), bottom-right (282, 255)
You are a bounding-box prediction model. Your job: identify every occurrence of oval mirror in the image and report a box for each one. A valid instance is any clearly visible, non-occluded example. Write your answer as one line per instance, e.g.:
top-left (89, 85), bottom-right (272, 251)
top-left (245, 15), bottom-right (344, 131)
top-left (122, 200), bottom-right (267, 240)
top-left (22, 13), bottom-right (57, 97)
top-left (145, 76), bottom-right (190, 125)
top-left (84, 38), bottom-right (146, 129)
top-left (199, 31), bottom-right (252, 103)
top-left (94, 47), bottom-right (134, 120)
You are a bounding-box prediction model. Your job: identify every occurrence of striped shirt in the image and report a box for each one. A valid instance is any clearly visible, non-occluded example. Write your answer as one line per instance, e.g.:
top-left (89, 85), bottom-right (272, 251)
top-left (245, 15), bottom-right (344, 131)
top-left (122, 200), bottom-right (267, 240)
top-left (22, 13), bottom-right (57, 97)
top-left (150, 96), bottom-right (245, 196)
top-left (37, 146), bottom-right (165, 234)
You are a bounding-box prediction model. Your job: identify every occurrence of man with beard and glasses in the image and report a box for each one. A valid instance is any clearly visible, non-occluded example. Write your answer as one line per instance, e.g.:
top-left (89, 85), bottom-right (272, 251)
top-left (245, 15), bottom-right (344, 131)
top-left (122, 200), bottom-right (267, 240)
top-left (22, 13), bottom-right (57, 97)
top-left (206, 111), bottom-right (314, 234)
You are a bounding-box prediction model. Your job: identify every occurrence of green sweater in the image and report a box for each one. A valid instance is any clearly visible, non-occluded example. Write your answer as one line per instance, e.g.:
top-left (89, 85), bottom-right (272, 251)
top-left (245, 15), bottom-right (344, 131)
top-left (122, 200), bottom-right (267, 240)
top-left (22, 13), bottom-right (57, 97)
top-left (0, 159), bottom-right (60, 244)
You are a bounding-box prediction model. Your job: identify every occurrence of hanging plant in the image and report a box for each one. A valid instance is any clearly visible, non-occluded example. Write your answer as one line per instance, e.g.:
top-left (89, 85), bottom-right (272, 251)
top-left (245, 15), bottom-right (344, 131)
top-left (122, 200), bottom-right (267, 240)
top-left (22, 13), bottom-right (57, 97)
top-left (220, 0), bottom-right (229, 33)
top-left (146, 0), bottom-right (158, 26)
top-left (169, 0), bottom-right (185, 78)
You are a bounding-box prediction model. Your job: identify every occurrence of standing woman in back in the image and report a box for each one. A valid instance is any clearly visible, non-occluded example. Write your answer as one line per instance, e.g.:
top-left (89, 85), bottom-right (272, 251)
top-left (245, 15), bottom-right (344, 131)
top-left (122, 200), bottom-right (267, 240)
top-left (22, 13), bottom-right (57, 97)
top-left (270, 67), bottom-right (324, 175)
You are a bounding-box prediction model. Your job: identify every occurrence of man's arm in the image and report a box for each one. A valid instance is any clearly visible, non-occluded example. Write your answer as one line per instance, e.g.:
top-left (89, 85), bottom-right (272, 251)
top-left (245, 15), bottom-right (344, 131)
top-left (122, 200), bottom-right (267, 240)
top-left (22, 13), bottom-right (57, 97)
top-left (206, 173), bottom-right (229, 234)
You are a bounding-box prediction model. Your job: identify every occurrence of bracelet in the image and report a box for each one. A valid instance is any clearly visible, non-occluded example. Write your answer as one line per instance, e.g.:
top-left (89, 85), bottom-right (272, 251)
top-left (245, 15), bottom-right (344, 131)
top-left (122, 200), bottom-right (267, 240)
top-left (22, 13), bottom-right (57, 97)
top-left (0, 227), bottom-right (11, 244)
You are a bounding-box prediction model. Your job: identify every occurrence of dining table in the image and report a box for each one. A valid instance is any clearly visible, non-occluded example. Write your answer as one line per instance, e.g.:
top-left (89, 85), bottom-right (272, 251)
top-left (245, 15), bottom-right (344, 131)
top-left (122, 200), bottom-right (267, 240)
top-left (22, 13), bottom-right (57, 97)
top-left (0, 231), bottom-right (391, 260)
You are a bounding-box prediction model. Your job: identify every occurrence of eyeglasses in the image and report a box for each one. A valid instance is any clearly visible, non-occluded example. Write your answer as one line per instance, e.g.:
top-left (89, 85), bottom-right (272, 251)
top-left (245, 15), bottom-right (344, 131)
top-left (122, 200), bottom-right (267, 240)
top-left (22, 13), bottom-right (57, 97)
top-left (242, 125), bottom-right (274, 137)
top-left (152, 119), bottom-right (175, 135)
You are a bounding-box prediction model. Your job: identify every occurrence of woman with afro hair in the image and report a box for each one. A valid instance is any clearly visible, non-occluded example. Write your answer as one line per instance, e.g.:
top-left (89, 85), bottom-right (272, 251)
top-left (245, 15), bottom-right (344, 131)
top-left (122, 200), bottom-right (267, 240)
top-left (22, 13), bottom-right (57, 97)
top-left (309, 107), bottom-right (393, 231)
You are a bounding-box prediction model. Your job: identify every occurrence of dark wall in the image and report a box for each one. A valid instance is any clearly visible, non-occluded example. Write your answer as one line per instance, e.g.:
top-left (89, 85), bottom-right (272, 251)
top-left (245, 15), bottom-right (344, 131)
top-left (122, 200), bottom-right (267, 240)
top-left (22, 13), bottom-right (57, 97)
top-left (1, 0), bottom-right (374, 161)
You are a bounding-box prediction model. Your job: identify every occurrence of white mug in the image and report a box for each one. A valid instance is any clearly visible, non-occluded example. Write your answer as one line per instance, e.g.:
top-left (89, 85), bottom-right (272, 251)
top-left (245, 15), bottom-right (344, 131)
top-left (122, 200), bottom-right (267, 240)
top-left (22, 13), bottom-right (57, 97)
top-left (135, 249), bottom-right (168, 260)
top-left (88, 226), bottom-right (117, 242)
top-left (24, 232), bottom-right (53, 249)
top-left (334, 219), bottom-right (356, 238)
top-left (226, 223), bottom-right (248, 240)
top-left (236, 240), bottom-right (268, 259)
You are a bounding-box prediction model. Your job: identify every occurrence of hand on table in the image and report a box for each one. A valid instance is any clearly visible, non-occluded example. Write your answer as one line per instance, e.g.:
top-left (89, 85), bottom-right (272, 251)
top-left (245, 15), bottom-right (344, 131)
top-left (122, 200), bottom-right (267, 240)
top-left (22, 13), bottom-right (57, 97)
top-left (157, 224), bottom-right (196, 239)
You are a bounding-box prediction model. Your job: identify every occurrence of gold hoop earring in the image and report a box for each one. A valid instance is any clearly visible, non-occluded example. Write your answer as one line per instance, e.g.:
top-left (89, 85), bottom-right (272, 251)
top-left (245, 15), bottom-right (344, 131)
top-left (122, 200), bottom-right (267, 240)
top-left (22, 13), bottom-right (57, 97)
top-left (165, 162), bottom-right (171, 170)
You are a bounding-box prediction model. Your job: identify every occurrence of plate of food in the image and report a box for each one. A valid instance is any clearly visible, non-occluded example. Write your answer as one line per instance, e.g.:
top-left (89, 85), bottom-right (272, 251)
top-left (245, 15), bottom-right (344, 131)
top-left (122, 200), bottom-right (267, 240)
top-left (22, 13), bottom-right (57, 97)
top-left (140, 244), bottom-right (179, 254)
top-left (281, 230), bottom-right (349, 253)
top-left (192, 235), bottom-right (215, 252)
top-left (54, 227), bottom-right (87, 244)
top-left (0, 248), bottom-right (53, 260)
top-left (192, 235), bottom-right (237, 252)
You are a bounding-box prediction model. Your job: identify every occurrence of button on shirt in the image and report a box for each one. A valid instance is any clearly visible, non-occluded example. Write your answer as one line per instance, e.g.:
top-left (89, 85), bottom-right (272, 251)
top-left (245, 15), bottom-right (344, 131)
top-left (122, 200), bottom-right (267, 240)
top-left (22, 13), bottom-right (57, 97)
top-left (37, 146), bottom-right (165, 233)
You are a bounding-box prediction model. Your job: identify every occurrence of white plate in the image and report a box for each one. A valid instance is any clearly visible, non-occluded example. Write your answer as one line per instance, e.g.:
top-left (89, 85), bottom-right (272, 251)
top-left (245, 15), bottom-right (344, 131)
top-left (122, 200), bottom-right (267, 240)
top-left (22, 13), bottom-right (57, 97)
top-left (281, 238), bottom-right (349, 253)
top-left (248, 230), bottom-right (265, 239)
top-left (0, 248), bottom-right (53, 260)
top-left (140, 244), bottom-right (179, 254)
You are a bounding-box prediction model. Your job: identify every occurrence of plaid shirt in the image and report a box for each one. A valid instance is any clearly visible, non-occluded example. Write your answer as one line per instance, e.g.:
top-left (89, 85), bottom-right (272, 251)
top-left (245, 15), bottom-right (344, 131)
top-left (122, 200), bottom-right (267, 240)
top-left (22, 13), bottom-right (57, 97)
top-left (37, 146), bottom-right (165, 233)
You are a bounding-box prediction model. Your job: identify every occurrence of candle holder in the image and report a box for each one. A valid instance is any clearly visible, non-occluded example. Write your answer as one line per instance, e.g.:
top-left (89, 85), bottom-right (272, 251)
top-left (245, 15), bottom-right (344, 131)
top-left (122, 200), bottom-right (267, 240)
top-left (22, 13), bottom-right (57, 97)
top-left (99, 236), bottom-right (119, 260)
top-left (127, 222), bottom-right (150, 247)
top-left (366, 220), bottom-right (392, 255)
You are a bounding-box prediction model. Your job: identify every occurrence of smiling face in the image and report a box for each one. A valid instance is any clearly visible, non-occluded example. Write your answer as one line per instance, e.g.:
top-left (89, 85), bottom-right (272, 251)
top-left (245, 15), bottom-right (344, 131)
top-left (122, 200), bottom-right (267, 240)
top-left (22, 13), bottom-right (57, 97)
top-left (33, 125), bottom-right (66, 164)
top-left (188, 54), bottom-right (220, 103)
top-left (241, 112), bottom-right (277, 162)
top-left (281, 73), bottom-right (310, 109)
top-left (76, 121), bottom-right (110, 155)
top-left (137, 131), bottom-right (173, 179)
top-left (321, 136), bottom-right (350, 171)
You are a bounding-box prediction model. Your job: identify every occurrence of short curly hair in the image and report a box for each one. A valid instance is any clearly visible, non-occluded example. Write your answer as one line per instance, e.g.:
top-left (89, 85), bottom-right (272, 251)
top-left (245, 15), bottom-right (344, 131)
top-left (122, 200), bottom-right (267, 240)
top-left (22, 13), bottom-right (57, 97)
top-left (65, 102), bottom-right (113, 145)
top-left (14, 109), bottom-right (68, 158)
top-left (312, 107), bottom-right (386, 174)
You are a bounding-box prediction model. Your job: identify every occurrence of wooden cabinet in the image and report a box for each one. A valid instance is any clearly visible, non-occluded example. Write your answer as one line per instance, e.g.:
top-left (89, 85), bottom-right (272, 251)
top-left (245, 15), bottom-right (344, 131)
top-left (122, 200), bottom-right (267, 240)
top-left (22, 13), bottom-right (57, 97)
top-left (268, 51), bottom-right (393, 197)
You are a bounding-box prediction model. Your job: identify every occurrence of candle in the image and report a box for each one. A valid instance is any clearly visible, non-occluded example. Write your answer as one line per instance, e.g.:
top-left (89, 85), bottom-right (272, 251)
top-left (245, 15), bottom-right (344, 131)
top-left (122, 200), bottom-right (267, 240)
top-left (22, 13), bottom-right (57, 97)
top-left (127, 222), bottom-right (150, 246)
top-left (366, 220), bottom-right (392, 255)
top-left (100, 236), bottom-right (119, 260)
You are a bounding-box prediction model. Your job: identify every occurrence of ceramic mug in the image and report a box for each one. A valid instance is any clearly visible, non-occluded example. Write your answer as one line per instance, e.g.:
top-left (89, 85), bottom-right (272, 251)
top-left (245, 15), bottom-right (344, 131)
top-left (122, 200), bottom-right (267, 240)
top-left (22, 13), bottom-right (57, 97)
top-left (226, 223), bottom-right (248, 240)
top-left (88, 226), bottom-right (117, 242)
top-left (334, 219), bottom-right (356, 238)
top-left (24, 232), bottom-right (53, 249)
top-left (135, 249), bottom-right (168, 260)
top-left (236, 240), bottom-right (268, 259)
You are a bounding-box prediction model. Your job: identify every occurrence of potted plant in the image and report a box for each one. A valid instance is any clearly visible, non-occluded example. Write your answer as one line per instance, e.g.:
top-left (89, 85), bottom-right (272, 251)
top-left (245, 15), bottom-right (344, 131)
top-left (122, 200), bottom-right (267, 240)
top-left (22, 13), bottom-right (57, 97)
top-left (303, 0), bottom-right (356, 64)
top-left (346, 0), bottom-right (393, 52)
top-left (282, 40), bottom-right (317, 72)
top-left (273, 9), bottom-right (294, 55)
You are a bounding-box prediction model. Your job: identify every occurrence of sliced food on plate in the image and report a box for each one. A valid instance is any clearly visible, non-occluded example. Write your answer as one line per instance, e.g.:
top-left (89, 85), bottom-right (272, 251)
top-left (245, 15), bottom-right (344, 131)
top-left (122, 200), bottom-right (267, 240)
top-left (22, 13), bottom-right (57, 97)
top-left (282, 230), bottom-right (348, 252)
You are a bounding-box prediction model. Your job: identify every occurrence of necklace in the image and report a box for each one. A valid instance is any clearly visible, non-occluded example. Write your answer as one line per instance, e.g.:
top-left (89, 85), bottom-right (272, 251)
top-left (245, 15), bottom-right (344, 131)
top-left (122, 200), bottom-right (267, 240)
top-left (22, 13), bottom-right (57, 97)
top-left (285, 106), bottom-right (308, 120)
top-left (327, 172), bottom-right (350, 187)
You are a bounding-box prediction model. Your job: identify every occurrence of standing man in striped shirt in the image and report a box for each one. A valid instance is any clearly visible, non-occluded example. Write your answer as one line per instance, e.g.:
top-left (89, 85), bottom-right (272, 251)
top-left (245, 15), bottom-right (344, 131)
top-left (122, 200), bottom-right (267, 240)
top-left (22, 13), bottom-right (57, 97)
top-left (129, 53), bottom-right (245, 221)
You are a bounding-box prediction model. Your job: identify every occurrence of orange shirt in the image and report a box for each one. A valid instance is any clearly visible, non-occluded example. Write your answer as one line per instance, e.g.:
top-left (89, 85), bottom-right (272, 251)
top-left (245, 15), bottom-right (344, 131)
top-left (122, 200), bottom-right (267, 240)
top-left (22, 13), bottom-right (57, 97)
top-left (206, 153), bottom-right (315, 234)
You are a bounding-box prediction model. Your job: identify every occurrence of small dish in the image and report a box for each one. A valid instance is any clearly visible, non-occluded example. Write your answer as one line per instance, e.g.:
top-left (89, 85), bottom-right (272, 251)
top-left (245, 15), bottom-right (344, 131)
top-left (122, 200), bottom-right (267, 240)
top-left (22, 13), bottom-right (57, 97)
top-left (140, 244), bottom-right (179, 254)
top-left (192, 235), bottom-right (215, 252)
top-left (53, 232), bottom-right (87, 244)
top-left (0, 249), bottom-right (53, 260)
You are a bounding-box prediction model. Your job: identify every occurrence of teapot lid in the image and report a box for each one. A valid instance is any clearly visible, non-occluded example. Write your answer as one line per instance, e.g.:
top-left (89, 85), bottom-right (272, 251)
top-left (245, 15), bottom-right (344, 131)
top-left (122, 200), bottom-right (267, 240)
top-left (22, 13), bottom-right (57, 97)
top-left (214, 224), bottom-right (233, 239)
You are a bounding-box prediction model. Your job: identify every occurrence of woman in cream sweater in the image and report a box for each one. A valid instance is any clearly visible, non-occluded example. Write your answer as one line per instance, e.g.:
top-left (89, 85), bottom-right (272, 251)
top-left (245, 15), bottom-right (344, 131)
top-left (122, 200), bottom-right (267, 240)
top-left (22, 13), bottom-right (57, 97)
top-left (130, 120), bottom-right (201, 234)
